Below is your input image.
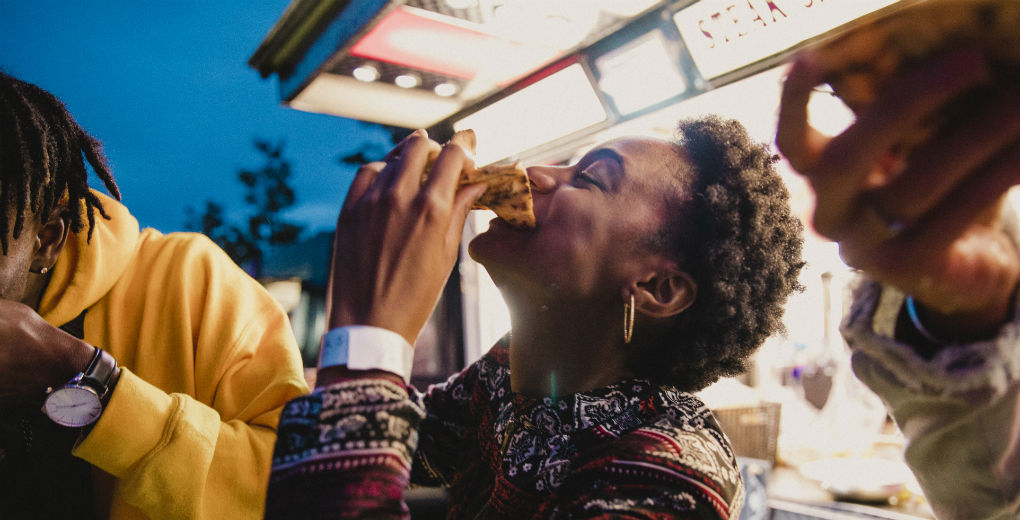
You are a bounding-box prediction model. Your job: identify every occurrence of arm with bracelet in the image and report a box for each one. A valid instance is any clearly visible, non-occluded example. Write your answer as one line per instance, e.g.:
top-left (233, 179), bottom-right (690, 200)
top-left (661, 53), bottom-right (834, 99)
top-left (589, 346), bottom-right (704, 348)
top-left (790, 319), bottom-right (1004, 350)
top-left (265, 130), bottom-right (488, 519)
top-left (843, 277), bottom-right (1019, 520)
top-left (776, 11), bottom-right (1020, 518)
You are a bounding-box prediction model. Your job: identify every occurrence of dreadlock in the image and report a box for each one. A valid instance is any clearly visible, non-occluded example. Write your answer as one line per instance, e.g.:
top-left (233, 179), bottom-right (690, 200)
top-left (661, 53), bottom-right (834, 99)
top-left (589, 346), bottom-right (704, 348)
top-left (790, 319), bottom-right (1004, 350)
top-left (0, 70), bottom-right (120, 255)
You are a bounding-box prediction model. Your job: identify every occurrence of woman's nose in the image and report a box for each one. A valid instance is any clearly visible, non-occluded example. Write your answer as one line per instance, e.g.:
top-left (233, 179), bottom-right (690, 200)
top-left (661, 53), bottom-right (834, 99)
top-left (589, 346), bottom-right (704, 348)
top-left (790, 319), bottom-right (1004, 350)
top-left (527, 165), bottom-right (564, 193)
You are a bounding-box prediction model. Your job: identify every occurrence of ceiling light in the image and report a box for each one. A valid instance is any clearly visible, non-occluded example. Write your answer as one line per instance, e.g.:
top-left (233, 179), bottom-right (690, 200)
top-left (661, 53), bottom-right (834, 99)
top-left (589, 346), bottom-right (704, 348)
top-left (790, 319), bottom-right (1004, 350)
top-left (394, 73), bottom-right (421, 88)
top-left (433, 82), bottom-right (458, 97)
top-left (352, 64), bottom-right (379, 82)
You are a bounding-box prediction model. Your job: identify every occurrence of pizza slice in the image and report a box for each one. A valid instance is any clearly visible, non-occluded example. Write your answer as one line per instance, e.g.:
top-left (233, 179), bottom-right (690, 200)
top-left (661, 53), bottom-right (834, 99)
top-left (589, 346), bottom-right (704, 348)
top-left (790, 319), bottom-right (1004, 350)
top-left (424, 129), bottom-right (536, 229)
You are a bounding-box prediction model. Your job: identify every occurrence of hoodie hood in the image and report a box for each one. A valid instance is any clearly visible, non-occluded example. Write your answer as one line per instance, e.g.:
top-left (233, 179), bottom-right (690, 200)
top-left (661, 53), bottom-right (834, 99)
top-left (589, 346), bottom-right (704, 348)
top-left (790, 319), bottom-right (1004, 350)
top-left (38, 190), bottom-right (140, 327)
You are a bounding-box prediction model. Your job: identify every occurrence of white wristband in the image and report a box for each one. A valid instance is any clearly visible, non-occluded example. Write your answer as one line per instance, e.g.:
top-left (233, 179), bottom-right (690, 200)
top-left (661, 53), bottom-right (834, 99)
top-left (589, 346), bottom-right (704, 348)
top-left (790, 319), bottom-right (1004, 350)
top-left (318, 326), bottom-right (415, 383)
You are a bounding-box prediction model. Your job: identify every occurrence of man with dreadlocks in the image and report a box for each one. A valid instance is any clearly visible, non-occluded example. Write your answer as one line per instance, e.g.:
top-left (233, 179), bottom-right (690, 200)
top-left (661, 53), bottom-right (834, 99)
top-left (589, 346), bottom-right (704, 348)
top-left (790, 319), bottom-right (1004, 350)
top-left (0, 71), bottom-right (308, 519)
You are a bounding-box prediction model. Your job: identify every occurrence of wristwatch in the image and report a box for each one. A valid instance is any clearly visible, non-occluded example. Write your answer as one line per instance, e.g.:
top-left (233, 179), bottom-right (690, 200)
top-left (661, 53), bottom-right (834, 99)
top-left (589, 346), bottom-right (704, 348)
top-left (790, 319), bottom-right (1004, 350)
top-left (43, 347), bottom-right (118, 428)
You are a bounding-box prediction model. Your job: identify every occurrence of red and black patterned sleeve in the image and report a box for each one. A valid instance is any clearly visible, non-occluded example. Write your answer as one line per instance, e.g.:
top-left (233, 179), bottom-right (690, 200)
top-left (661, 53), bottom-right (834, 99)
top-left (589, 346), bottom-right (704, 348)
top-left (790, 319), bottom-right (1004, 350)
top-left (264, 346), bottom-right (502, 519)
top-left (265, 379), bottom-right (424, 519)
top-left (539, 426), bottom-right (744, 520)
top-left (411, 344), bottom-right (508, 486)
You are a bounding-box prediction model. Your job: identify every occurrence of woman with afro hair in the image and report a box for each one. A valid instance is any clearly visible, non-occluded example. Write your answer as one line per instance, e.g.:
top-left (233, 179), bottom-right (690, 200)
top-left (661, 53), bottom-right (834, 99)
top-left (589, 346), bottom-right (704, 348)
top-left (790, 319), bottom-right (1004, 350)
top-left (266, 115), bottom-right (805, 519)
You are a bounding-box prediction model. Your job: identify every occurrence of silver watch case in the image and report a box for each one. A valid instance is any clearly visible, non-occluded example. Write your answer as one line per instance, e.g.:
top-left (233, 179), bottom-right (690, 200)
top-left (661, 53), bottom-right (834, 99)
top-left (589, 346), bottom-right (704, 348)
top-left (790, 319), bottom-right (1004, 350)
top-left (43, 348), bottom-right (116, 428)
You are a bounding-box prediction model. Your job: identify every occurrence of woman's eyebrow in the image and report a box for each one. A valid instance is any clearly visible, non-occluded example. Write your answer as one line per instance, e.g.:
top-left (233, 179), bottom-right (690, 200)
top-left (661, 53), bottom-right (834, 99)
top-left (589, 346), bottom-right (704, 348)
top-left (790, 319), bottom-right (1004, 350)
top-left (582, 148), bottom-right (625, 168)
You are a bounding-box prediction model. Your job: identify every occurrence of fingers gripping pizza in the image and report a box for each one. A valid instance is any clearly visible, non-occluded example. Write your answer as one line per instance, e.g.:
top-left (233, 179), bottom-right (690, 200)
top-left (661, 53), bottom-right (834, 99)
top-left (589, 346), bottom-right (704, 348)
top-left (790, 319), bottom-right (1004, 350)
top-left (425, 129), bottom-right (536, 230)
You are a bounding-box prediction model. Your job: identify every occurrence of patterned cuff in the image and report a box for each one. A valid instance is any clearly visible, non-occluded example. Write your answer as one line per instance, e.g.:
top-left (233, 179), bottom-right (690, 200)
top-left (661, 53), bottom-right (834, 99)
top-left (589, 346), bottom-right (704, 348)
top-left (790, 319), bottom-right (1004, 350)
top-left (272, 379), bottom-right (424, 472)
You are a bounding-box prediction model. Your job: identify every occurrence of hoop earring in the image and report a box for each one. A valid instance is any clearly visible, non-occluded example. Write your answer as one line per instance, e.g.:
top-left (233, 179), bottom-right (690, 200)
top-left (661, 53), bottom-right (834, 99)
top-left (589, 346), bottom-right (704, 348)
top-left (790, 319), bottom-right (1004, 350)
top-left (623, 294), bottom-right (635, 344)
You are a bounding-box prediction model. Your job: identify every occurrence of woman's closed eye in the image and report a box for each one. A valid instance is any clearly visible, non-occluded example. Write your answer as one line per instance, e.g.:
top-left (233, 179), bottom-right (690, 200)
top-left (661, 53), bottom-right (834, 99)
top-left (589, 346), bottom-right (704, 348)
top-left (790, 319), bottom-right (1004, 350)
top-left (575, 161), bottom-right (610, 191)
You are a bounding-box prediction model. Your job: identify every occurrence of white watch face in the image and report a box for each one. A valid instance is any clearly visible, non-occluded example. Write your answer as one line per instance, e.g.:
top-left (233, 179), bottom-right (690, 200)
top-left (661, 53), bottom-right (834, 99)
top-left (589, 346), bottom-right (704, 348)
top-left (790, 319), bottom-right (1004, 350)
top-left (44, 385), bottom-right (103, 427)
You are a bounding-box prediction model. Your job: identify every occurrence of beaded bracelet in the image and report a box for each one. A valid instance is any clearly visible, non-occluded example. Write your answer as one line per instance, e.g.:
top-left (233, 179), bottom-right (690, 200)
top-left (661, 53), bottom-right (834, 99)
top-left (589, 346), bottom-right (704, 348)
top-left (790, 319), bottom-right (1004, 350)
top-left (904, 295), bottom-right (951, 346)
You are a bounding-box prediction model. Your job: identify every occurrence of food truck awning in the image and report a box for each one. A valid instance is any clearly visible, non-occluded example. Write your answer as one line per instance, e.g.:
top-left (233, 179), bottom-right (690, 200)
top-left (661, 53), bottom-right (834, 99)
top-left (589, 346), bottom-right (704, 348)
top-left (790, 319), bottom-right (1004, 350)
top-left (251, 0), bottom-right (904, 166)
top-left (249, 0), bottom-right (664, 129)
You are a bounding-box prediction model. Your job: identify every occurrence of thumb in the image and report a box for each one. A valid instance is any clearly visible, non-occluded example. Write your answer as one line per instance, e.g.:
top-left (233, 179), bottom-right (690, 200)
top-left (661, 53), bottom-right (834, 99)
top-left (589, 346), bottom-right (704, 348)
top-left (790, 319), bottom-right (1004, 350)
top-left (777, 54), bottom-right (829, 172)
top-left (448, 183), bottom-right (487, 237)
top-left (454, 183), bottom-right (487, 215)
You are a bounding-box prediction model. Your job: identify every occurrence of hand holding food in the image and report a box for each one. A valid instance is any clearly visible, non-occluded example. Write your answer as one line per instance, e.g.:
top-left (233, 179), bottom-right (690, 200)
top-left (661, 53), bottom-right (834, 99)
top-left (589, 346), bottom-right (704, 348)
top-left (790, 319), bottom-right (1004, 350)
top-left (776, 0), bottom-right (1019, 339)
top-left (812, 0), bottom-right (1018, 152)
top-left (326, 129), bottom-right (536, 344)
top-left (424, 129), bottom-right (535, 229)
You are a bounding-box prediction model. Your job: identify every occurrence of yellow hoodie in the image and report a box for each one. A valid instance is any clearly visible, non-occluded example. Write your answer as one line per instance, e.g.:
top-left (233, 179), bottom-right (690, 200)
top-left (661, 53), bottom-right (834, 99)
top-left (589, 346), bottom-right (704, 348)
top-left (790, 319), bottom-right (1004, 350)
top-left (37, 191), bottom-right (309, 519)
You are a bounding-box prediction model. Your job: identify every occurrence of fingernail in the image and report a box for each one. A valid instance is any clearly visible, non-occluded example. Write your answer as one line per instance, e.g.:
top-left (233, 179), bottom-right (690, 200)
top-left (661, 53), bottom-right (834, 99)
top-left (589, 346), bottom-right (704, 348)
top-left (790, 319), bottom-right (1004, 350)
top-left (788, 50), bottom-right (825, 82)
top-left (470, 183), bottom-right (487, 200)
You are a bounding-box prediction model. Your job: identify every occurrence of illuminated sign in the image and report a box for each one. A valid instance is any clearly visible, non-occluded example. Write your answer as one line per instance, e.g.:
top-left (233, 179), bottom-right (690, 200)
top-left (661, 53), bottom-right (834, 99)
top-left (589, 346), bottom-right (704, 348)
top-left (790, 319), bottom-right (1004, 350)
top-left (673, 0), bottom-right (902, 79)
top-left (350, 6), bottom-right (565, 86)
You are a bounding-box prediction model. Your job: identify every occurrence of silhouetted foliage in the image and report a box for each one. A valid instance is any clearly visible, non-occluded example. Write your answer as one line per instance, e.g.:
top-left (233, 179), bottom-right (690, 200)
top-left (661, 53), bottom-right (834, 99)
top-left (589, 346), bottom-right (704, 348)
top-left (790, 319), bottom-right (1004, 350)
top-left (185, 139), bottom-right (303, 276)
top-left (338, 123), bottom-right (410, 166)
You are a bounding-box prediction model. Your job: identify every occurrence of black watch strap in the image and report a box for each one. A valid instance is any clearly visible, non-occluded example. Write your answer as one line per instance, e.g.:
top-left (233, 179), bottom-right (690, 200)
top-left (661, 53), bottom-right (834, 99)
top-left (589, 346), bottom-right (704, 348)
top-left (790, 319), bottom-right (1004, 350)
top-left (81, 347), bottom-right (117, 398)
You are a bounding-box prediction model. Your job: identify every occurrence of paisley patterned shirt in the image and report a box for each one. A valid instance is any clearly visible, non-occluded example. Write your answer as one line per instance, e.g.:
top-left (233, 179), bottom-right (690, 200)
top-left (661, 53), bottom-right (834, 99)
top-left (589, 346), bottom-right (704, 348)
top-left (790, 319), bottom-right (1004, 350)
top-left (267, 339), bottom-right (744, 519)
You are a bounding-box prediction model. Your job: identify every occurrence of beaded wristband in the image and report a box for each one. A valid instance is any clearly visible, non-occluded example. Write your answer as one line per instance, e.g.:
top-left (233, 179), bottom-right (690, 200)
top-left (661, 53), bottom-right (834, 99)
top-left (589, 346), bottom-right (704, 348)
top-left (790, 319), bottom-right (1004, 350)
top-left (904, 295), bottom-right (951, 346)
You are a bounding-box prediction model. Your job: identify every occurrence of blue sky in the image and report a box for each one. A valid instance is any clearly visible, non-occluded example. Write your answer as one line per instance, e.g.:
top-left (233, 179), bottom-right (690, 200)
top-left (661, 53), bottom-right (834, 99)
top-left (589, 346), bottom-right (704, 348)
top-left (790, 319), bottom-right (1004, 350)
top-left (1, 1), bottom-right (393, 234)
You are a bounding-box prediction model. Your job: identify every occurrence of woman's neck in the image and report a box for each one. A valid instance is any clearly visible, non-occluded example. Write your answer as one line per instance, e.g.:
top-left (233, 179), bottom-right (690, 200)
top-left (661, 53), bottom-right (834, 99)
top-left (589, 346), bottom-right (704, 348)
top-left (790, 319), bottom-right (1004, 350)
top-left (505, 298), bottom-right (633, 397)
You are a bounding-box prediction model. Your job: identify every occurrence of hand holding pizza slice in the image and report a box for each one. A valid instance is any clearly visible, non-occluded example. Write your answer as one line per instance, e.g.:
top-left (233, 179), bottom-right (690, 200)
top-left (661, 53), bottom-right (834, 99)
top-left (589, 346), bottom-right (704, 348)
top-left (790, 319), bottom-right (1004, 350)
top-left (811, 0), bottom-right (1018, 153)
top-left (327, 128), bottom-right (536, 344)
top-left (777, 0), bottom-right (1019, 339)
top-left (423, 129), bottom-right (536, 230)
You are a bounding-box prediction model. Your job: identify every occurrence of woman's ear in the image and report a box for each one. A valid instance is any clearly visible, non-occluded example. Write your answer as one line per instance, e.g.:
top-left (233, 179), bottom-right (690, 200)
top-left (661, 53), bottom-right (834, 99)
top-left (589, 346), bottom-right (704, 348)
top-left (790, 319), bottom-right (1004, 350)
top-left (630, 267), bottom-right (697, 318)
top-left (32, 206), bottom-right (70, 270)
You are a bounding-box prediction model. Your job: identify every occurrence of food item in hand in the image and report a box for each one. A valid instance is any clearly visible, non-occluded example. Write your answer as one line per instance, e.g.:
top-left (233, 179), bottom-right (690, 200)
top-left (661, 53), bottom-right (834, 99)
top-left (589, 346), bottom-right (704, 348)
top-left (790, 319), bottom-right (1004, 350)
top-left (426, 129), bottom-right (536, 229)
top-left (809, 0), bottom-right (1019, 151)
top-left (465, 161), bottom-right (536, 230)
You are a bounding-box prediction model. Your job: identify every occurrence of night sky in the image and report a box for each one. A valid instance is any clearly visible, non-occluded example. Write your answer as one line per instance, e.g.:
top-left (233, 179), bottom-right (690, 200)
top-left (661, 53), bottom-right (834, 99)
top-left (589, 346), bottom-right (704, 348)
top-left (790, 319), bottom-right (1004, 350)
top-left (1, 1), bottom-right (393, 235)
